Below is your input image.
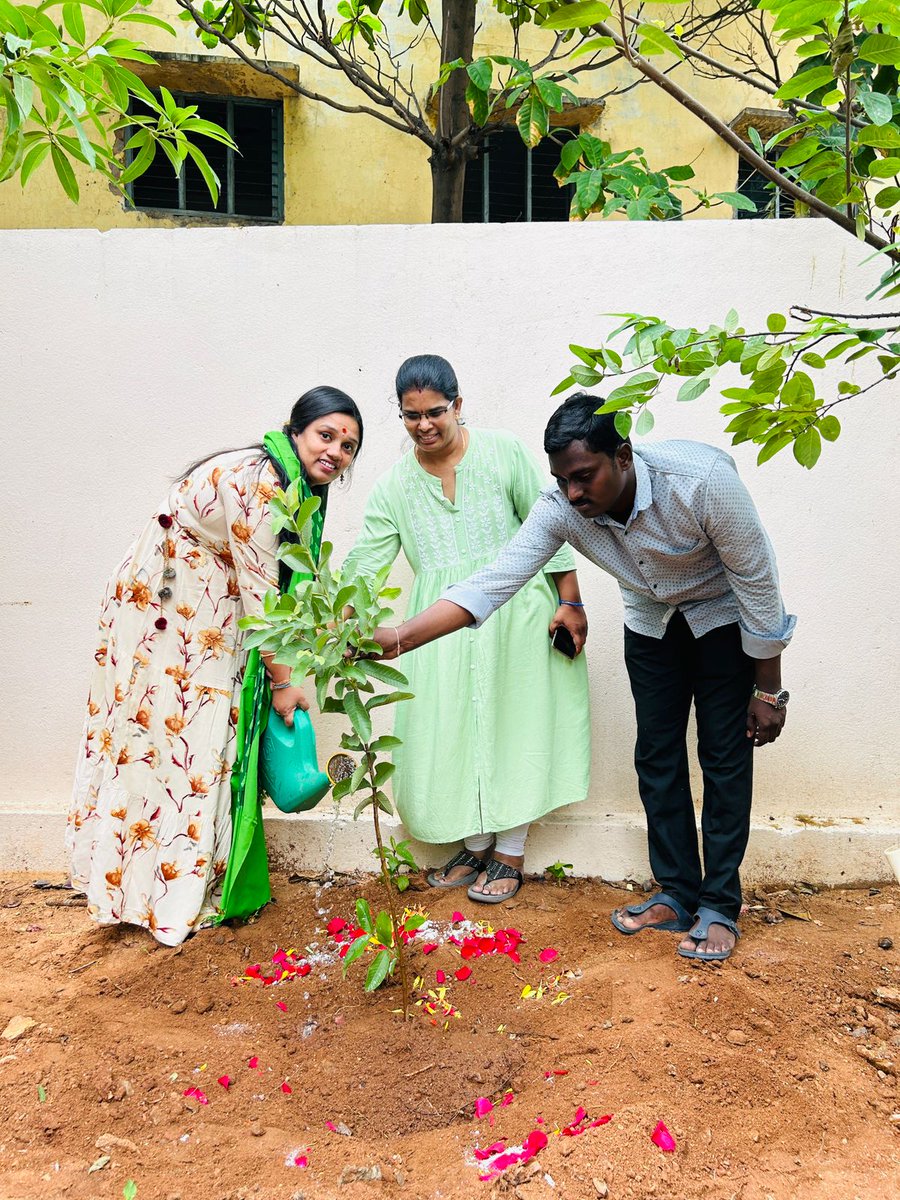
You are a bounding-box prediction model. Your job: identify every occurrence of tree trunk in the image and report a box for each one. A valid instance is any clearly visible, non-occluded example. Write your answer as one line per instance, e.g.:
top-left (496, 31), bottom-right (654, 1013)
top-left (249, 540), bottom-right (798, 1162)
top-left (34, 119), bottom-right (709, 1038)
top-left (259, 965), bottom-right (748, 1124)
top-left (430, 0), bottom-right (477, 223)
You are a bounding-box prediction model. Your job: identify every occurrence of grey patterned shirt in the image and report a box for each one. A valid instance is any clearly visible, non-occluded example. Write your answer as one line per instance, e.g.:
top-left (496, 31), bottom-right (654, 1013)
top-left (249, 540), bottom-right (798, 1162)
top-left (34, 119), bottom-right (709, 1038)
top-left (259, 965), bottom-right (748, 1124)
top-left (443, 440), bottom-right (796, 659)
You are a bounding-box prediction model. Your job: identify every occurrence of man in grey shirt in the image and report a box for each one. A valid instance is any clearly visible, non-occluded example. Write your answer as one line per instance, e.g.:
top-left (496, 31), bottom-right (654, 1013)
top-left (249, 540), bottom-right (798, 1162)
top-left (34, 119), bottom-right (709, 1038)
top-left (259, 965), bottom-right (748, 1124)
top-left (373, 393), bottom-right (795, 963)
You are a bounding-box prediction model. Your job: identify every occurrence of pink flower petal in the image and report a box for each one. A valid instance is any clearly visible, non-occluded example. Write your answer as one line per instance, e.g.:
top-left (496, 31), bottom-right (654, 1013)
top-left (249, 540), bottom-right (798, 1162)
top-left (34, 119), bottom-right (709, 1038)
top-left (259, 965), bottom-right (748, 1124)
top-left (590, 1114), bottom-right (613, 1127)
top-left (281, 1081), bottom-right (293, 1094)
top-left (248, 1056), bottom-right (259, 1069)
top-left (523, 1129), bottom-right (549, 1156)
top-left (217, 1075), bottom-right (232, 1090)
top-left (276, 1001), bottom-right (288, 1012)
top-left (451, 911), bottom-right (465, 923)
top-left (455, 966), bottom-right (473, 982)
top-left (435, 969), bottom-right (446, 984)
top-left (325, 1120), bottom-right (338, 1132)
top-left (473, 1140), bottom-right (507, 1160)
top-left (183, 1087), bottom-right (209, 1105)
top-left (422, 942), bottom-right (439, 955)
top-left (500, 1091), bottom-right (514, 1107)
top-left (290, 1152), bottom-right (308, 1168)
top-left (538, 947), bottom-right (558, 963)
top-left (474, 1097), bottom-right (494, 1119)
top-left (651, 1120), bottom-right (676, 1152)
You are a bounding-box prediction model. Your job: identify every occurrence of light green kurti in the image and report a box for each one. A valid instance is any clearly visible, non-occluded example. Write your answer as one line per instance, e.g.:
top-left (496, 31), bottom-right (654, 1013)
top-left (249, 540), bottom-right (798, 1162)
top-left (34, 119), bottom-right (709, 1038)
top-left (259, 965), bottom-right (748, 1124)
top-left (341, 428), bottom-right (591, 843)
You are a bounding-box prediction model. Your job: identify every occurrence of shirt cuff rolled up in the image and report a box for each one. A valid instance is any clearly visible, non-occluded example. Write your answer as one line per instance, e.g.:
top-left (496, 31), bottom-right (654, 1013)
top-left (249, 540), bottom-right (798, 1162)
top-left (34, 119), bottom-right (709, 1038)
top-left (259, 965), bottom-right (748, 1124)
top-left (740, 613), bottom-right (797, 659)
top-left (441, 583), bottom-right (496, 630)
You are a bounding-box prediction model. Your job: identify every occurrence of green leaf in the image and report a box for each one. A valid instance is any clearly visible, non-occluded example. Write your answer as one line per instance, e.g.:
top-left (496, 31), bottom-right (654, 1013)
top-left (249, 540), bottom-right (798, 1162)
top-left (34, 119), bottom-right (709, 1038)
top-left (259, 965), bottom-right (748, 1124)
top-left (369, 734), bottom-right (402, 751)
top-left (364, 948), bottom-right (392, 991)
top-left (757, 432), bottom-right (794, 465)
top-left (50, 145), bottom-right (79, 202)
top-left (516, 95), bottom-right (549, 148)
top-left (374, 910), bottom-right (393, 947)
top-left (767, 312), bottom-right (787, 333)
top-left (466, 58), bottom-right (492, 92)
top-left (819, 414), bottom-right (841, 441)
top-left (773, 66), bottom-right (836, 102)
top-left (62, 2), bottom-right (86, 42)
top-left (662, 163), bottom-right (695, 181)
top-left (37, 1085), bottom-right (47, 1102)
top-left (858, 34), bottom-right (900, 66)
top-left (856, 124), bottom-right (900, 148)
top-left (793, 426), bottom-right (822, 469)
top-left (358, 659), bottom-right (408, 688)
top-left (636, 24), bottom-right (683, 59)
top-left (859, 91), bottom-right (894, 127)
top-left (341, 933), bottom-right (370, 971)
top-left (714, 191), bottom-right (758, 213)
top-left (676, 377), bottom-right (710, 402)
top-left (186, 143), bottom-right (220, 206)
top-left (0, 0), bottom-right (29, 38)
top-left (20, 141), bottom-right (50, 188)
top-left (123, 1183), bottom-right (138, 1200)
top-left (800, 351), bottom-right (826, 368)
top-left (540, 2), bottom-right (611, 30)
top-left (343, 689), bottom-right (372, 743)
top-left (635, 408), bottom-right (655, 435)
top-left (614, 411), bottom-right (632, 438)
top-left (874, 185), bottom-right (900, 208)
top-left (868, 156), bottom-right (900, 178)
top-left (355, 897), bottom-right (374, 934)
top-left (366, 690), bottom-right (414, 711)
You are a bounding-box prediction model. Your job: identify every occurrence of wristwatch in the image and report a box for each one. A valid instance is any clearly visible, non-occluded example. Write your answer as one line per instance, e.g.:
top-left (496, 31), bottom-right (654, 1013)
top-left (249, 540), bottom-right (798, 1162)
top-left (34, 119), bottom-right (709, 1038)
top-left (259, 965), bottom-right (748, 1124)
top-left (752, 686), bottom-right (790, 709)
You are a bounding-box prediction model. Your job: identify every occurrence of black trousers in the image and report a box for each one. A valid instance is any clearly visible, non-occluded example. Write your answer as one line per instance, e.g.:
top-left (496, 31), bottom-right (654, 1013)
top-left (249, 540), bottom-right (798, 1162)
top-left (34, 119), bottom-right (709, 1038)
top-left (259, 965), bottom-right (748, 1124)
top-left (623, 612), bottom-right (755, 922)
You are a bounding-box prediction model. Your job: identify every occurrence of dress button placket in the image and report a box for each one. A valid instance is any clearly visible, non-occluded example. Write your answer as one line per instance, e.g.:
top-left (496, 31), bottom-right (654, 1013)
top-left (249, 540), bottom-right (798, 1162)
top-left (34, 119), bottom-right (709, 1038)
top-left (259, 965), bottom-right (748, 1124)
top-left (155, 513), bottom-right (175, 629)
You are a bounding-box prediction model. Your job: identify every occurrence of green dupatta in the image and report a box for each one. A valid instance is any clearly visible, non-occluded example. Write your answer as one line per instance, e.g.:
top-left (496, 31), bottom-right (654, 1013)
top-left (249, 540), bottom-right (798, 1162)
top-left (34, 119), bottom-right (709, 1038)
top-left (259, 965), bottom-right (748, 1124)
top-left (217, 431), bottom-right (324, 921)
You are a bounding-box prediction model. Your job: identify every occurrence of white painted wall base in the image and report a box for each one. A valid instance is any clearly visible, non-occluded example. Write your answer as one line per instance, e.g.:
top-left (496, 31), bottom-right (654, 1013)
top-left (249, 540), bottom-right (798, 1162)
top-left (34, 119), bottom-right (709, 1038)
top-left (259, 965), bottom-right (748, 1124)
top-left (4, 808), bottom-right (896, 887)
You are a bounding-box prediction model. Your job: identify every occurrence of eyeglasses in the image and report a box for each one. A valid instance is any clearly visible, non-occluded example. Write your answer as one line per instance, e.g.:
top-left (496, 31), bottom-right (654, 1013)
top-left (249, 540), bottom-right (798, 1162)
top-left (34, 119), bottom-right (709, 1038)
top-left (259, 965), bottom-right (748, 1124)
top-left (399, 401), bottom-right (457, 424)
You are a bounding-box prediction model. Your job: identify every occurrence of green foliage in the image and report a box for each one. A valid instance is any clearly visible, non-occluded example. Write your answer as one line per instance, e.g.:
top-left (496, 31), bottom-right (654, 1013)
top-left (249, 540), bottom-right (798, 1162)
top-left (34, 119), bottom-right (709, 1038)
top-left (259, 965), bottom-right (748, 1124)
top-left (375, 836), bottom-right (419, 893)
top-left (1, 0), bottom-right (234, 200)
top-left (544, 860), bottom-right (573, 883)
top-left (242, 485), bottom-right (417, 1006)
top-left (556, 307), bottom-right (900, 467)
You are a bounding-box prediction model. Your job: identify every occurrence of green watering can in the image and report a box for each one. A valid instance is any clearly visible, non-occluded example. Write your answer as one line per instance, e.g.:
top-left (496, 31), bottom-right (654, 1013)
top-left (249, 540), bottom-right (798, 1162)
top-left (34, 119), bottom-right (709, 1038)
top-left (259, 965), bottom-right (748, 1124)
top-left (260, 708), bottom-right (331, 813)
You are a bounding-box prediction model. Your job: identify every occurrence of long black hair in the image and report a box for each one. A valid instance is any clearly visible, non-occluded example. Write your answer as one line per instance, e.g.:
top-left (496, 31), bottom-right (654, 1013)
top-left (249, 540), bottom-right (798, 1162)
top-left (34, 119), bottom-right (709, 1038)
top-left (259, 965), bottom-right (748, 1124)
top-left (178, 385), bottom-right (364, 494)
top-left (394, 354), bottom-right (460, 403)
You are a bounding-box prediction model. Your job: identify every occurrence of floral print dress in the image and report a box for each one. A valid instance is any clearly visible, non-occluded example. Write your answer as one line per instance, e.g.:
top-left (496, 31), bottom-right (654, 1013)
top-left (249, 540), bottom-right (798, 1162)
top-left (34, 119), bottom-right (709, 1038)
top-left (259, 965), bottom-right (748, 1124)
top-left (68, 450), bottom-right (281, 946)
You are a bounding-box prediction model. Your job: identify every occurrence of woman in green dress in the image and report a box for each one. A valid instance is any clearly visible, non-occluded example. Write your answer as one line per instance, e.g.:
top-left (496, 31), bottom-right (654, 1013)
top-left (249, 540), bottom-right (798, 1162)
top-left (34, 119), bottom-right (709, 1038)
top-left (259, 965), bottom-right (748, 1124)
top-left (341, 355), bottom-right (590, 902)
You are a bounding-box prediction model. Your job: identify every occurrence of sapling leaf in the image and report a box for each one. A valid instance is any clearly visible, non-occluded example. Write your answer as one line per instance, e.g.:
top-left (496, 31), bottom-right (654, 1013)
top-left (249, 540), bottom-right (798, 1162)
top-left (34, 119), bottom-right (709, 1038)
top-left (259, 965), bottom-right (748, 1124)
top-left (344, 689), bottom-right (372, 742)
top-left (341, 933), bottom-right (370, 972)
top-left (359, 659), bottom-right (409, 688)
top-left (355, 898), bottom-right (374, 934)
top-left (366, 691), bottom-right (415, 711)
top-left (375, 910), bottom-right (393, 947)
top-left (365, 949), bottom-right (392, 991)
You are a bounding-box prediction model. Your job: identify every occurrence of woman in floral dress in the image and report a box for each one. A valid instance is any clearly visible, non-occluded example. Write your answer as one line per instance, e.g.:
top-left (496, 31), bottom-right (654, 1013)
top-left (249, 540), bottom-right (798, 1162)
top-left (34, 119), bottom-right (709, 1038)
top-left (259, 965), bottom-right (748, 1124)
top-left (68, 388), bottom-right (364, 945)
top-left (341, 356), bottom-right (590, 903)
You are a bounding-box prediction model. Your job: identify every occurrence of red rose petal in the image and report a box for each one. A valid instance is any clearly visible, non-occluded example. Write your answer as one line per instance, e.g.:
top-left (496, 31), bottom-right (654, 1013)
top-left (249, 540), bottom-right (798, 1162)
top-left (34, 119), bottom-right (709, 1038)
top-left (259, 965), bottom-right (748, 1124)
top-left (327, 917), bottom-right (347, 935)
top-left (248, 1056), bottom-right (259, 1069)
top-left (500, 1092), bottom-right (514, 1107)
top-left (291, 1152), bottom-right (308, 1168)
top-left (276, 1001), bottom-right (288, 1012)
top-left (651, 1120), bottom-right (676, 1152)
top-left (217, 1074), bottom-right (232, 1090)
top-left (422, 942), bottom-right (439, 955)
top-left (281, 1082), bottom-right (292, 1094)
top-left (523, 1129), bottom-right (548, 1156)
top-left (183, 1087), bottom-right (209, 1105)
top-left (451, 911), bottom-right (464, 923)
top-left (435, 969), bottom-right (446, 984)
top-left (455, 966), bottom-right (473, 982)
top-left (538, 947), bottom-right (558, 963)
top-left (590, 1114), bottom-right (613, 1127)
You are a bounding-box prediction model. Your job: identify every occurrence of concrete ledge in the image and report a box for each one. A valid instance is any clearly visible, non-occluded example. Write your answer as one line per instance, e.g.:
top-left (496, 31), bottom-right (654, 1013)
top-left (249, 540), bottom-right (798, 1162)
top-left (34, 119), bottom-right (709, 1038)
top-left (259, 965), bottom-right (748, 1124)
top-left (4, 808), bottom-right (898, 886)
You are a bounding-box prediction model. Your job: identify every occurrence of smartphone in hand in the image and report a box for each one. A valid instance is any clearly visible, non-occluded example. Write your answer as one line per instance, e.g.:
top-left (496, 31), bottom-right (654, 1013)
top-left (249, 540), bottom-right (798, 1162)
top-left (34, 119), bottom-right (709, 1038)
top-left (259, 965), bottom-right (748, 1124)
top-left (550, 625), bottom-right (577, 659)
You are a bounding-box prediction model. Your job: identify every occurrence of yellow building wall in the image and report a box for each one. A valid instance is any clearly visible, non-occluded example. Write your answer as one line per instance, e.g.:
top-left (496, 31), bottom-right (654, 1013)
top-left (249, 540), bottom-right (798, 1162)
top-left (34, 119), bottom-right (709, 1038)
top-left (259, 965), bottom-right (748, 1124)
top-left (0, 3), bottom-right (783, 229)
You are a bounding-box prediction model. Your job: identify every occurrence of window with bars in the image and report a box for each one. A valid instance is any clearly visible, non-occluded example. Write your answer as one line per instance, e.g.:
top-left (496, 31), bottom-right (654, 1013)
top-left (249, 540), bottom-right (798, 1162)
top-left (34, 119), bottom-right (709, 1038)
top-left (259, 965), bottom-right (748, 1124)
top-left (735, 153), bottom-right (795, 220)
top-left (462, 126), bottom-right (576, 223)
top-left (128, 92), bottom-right (284, 222)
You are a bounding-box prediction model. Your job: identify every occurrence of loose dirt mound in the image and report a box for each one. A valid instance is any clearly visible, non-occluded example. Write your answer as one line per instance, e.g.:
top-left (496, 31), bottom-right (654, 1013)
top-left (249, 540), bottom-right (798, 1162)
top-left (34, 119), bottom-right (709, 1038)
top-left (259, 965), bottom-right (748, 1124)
top-left (0, 873), bottom-right (897, 1200)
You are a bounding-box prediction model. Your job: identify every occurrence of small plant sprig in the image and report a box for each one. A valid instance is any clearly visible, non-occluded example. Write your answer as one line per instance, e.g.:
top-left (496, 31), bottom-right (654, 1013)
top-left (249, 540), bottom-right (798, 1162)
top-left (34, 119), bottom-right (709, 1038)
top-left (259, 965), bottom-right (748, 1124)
top-left (375, 837), bottom-right (419, 893)
top-left (241, 482), bottom-right (415, 1014)
top-left (544, 860), bottom-right (574, 885)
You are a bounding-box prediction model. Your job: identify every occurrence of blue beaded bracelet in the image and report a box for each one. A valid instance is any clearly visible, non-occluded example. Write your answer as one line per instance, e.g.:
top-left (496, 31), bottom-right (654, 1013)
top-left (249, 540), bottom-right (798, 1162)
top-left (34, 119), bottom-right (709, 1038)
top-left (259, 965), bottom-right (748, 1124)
top-left (559, 600), bottom-right (585, 607)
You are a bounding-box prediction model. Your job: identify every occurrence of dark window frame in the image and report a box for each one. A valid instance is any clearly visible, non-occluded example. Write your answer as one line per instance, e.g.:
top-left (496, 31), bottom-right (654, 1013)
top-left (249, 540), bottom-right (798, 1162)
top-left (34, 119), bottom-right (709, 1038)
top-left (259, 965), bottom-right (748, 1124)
top-left (462, 125), bottom-right (577, 223)
top-left (735, 152), bottom-right (795, 220)
top-left (126, 91), bottom-right (284, 223)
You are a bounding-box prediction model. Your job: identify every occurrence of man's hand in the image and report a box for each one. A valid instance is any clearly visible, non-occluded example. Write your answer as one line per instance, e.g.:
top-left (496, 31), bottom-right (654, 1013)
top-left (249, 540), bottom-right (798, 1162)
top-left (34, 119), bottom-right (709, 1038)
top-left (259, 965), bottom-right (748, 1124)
top-left (549, 604), bottom-right (588, 655)
top-left (271, 685), bottom-right (309, 727)
top-left (746, 697), bottom-right (786, 746)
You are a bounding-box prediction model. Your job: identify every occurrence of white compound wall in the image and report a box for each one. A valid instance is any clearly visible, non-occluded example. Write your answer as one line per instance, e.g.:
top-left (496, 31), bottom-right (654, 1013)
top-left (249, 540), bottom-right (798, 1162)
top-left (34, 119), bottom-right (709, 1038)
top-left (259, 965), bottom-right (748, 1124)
top-left (0, 220), bottom-right (897, 882)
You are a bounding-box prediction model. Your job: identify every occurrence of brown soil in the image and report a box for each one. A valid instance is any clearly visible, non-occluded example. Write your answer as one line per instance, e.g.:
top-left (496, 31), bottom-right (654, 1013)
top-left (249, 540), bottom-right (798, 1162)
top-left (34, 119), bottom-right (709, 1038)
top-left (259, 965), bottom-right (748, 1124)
top-left (0, 871), bottom-right (897, 1200)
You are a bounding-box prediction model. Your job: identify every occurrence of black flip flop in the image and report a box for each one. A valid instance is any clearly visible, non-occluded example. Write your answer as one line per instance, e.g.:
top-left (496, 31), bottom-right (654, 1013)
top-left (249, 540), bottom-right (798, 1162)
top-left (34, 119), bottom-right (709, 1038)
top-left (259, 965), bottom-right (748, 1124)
top-left (467, 857), bottom-right (523, 904)
top-left (426, 849), bottom-right (484, 889)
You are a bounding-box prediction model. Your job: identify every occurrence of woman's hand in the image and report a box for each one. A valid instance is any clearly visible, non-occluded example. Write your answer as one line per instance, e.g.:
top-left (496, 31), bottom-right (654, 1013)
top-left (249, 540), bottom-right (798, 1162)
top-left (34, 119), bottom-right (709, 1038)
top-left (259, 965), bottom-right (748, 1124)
top-left (549, 604), bottom-right (588, 655)
top-left (270, 685), bottom-right (310, 727)
top-left (368, 627), bottom-right (402, 660)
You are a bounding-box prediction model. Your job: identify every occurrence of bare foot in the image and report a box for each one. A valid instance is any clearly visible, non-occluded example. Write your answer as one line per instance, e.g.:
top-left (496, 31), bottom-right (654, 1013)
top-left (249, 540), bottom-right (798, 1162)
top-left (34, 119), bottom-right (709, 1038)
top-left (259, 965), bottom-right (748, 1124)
top-left (678, 920), bottom-right (737, 959)
top-left (612, 902), bottom-right (681, 932)
top-left (468, 852), bottom-right (524, 898)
